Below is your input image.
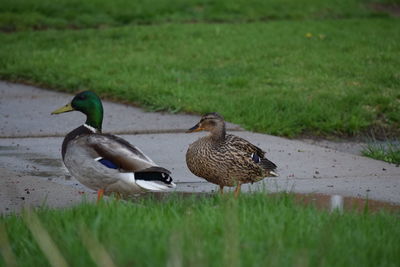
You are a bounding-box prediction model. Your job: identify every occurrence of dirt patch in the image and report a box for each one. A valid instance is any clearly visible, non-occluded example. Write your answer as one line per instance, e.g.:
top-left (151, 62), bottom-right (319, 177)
top-left (129, 191), bottom-right (400, 213)
top-left (370, 3), bottom-right (400, 17)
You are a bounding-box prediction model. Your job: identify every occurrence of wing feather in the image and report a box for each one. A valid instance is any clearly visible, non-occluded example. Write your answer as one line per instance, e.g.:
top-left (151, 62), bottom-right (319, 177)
top-left (86, 134), bottom-right (157, 172)
top-left (225, 134), bottom-right (266, 157)
top-left (225, 134), bottom-right (277, 171)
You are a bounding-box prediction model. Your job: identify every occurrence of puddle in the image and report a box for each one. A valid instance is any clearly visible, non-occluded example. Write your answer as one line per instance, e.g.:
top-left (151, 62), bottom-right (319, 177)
top-left (0, 146), bottom-right (71, 185)
top-left (26, 170), bottom-right (58, 177)
top-left (28, 158), bottom-right (62, 168)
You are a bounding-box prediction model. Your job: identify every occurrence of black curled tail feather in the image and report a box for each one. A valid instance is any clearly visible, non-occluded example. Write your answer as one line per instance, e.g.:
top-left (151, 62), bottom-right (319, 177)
top-left (260, 158), bottom-right (277, 171)
top-left (135, 171), bottom-right (174, 185)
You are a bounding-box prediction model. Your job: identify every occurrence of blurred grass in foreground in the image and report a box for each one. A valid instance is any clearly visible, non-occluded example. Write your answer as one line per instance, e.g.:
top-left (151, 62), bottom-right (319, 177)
top-left (1, 193), bottom-right (399, 266)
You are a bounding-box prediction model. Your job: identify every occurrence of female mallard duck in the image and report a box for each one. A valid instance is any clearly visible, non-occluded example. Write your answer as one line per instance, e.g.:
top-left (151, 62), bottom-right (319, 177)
top-left (51, 91), bottom-right (175, 201)
top-left (186, 112), bottom-right (278, 197)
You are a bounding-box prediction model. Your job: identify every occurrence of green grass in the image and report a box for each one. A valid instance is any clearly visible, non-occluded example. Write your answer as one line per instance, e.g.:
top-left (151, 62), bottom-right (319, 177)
top-left (0, 0), bottom-right (399, 138)
top-left (0, 0), bottom-right (394, 31)
top-left (362, 140), bottom-right (400, 164)
top-left (0, 18), bottom-right (399, 137)
top-left (1, 193), bottom-right (399, 267)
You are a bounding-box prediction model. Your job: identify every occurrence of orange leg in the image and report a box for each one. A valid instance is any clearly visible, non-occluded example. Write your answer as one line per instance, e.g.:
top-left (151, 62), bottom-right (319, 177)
top-left (97, 189), bottom-right (105, 203)
top-left (219, 185), bottom-right (224, 195)
top-left (234, 182), bottom-right (242, 199)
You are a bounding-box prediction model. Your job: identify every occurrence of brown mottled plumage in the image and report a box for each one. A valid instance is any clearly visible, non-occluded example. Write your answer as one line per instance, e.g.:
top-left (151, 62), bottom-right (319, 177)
top-left (186, 113), bottom-right (278, 197)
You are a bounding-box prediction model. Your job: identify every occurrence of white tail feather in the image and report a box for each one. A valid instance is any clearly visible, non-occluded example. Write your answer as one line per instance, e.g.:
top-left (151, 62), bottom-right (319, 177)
top-left (269, 171), bottom-right (279, 177)
top-left (136, 180), bottom-right (175, 191)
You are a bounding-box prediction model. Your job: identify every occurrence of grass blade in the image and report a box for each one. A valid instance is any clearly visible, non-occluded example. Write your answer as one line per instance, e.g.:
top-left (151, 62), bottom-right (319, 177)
top-left (0, 223), bottom-right (17, 267)
top-left (23, 210), bottom-right (69, 267)
top-left (79, 224), bottom-right (117, 267)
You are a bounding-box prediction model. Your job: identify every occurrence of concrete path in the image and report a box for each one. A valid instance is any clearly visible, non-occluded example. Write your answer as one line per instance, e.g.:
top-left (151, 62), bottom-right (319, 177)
top-left (1, 81), bottom-right (399, 213)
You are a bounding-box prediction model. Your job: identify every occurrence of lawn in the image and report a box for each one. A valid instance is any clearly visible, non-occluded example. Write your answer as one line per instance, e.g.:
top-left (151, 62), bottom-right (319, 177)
top-left (1, 0), bottom-right (399, 138)
top-left (1, 194), bottom-right (399, 267)
top-left (362, 140), bottom-right (400, 164)
top-left (0, 0), bottom-right (390, 31)
top-left (0, 18), bottom-right (399, 137)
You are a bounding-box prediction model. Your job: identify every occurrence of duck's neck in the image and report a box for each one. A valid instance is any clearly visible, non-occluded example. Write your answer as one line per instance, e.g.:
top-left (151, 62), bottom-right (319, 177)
top-left (210, 123), bottom-right (226, 142)
top-left (84, 105), bottom-right (103, 133)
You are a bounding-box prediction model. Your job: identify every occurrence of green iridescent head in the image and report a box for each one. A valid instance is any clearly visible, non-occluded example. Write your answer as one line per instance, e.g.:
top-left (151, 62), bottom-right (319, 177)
top-left (51, 91), bottom-right (104, 131)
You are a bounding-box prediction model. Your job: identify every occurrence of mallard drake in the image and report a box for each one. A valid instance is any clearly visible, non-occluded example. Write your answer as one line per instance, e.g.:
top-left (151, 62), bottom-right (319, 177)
top-left (186, 113), bottom-right (278, 197)
top-left (51, 91), bottom-right (175, 201)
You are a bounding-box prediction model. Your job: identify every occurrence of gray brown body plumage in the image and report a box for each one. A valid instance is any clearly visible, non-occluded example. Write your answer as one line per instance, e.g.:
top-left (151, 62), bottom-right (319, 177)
top-left (63, 130), bottom-right (173, 194)
top-left (52, 91), bottom-right (175, 197)
top-left (186, 113), bottom-right (277, 189)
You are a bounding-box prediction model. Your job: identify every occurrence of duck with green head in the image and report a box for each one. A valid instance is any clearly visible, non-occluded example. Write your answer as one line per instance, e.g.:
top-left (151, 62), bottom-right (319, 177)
top-left (52, 91), bottom-right (175, 201)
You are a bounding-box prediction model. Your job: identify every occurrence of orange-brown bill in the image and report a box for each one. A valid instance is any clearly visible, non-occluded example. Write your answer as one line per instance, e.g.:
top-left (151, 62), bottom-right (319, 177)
top-left (186, 123), bottom-right (204, 133)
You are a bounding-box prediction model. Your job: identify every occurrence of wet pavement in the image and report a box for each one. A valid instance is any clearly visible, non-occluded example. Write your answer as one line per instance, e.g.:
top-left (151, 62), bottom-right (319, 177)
top-left (1, 81), bottom-right (399, 213)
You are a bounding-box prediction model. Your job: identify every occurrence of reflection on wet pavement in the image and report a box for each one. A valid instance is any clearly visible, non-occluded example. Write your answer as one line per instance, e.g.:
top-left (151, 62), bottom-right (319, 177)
top-left (28, 158), bottom-right (62, 168)
top-left (0, 143), bottom-right (84, 189)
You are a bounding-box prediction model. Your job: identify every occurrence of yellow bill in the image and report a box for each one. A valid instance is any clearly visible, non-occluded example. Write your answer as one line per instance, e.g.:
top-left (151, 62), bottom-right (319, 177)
top-left (51, 103), bottom-right (74, 115)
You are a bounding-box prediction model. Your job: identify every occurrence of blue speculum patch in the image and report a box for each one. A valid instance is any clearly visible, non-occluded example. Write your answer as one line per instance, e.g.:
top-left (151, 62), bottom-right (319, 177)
top-left (98, 158), bottom-right (118, 169)
top-left (251, 153), bottom-right (260, 163)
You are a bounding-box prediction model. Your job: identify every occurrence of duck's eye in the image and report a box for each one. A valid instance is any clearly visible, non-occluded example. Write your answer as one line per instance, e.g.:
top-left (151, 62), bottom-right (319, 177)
top-left (78, 94), bottom-right (86, 100)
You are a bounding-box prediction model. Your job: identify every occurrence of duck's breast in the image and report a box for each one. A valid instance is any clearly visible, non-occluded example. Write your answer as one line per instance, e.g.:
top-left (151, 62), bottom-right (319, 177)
top-left (186, 138), bottom-right (234, 185)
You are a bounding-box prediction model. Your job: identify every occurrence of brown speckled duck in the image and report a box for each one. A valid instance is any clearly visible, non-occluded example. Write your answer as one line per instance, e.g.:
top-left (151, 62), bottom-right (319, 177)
top-left (186, 113), bottom-right (278, 197)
